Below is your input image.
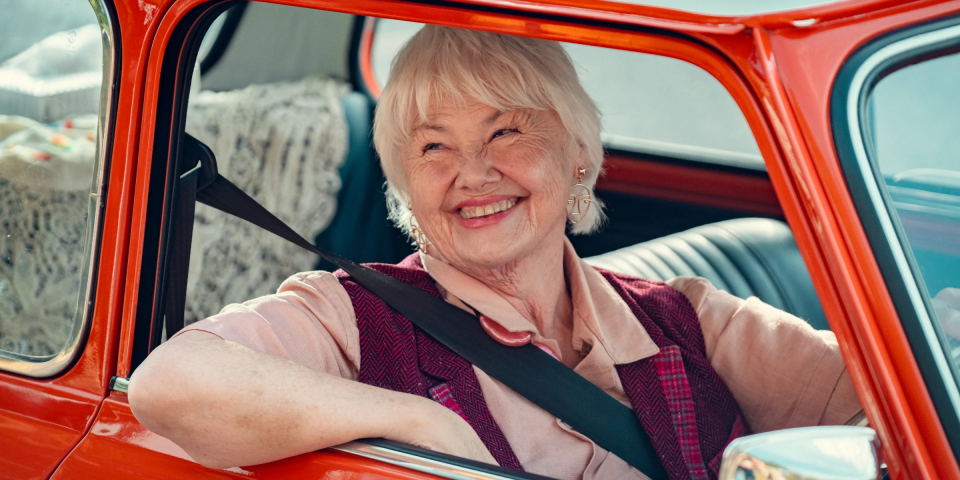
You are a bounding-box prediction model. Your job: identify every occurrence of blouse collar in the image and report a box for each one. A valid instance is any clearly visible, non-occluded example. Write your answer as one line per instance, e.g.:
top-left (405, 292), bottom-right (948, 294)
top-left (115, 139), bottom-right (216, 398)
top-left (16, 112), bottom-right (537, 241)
top-left (418, 238), bottom-right (659, 366)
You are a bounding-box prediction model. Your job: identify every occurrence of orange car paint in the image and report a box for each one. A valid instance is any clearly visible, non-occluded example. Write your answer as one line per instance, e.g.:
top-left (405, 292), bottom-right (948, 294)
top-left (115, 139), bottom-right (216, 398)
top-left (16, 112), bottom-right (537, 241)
top-left (0, 0), bottom-right (956, 479)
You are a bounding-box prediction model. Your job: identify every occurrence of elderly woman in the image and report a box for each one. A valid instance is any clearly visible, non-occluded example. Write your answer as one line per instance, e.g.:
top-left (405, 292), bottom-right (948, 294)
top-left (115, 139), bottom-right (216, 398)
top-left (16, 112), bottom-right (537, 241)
top-left (128, 26), bottom-right (863, 479)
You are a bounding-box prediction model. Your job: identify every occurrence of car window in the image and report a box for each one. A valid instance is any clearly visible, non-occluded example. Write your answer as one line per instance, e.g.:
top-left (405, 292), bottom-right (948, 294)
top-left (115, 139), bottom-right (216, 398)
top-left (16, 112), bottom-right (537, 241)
top-left (370, 19), bottom-right (764, 170)
top-left (0, 0), bottom-right (113, 375)
top-left (869, 49), bottom-right (960, 365)
top-left (836, 17), bottom-right (960, 432)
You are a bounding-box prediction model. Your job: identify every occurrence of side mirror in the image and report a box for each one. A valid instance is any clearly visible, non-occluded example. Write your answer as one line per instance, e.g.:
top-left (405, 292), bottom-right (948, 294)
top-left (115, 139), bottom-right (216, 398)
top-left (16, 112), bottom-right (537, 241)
top-left (718, 426), bottom-right (882, 480)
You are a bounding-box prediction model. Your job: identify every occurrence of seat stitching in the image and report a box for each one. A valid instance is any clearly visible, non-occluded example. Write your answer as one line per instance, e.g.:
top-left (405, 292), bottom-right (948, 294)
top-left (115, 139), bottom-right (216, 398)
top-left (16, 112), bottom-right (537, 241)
top-left (718, 223), bottom-right (796, 315)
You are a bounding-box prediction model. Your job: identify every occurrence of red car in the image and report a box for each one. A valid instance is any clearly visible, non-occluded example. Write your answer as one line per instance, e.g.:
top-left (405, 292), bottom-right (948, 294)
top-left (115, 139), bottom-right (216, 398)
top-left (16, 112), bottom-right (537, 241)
top-left (1, 0), bottom-right (958, 478)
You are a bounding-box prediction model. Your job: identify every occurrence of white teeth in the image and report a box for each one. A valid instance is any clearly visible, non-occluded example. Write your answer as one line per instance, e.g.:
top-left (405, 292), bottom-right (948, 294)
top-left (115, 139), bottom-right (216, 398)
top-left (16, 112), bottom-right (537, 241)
top-left (459, 198), bottom-right (517, 219)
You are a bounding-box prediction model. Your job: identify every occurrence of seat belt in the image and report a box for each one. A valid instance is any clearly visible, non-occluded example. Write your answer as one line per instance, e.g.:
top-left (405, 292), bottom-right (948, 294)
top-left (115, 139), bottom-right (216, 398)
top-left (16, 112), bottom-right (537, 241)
top-left (165, 134), bottom-right (669, 480)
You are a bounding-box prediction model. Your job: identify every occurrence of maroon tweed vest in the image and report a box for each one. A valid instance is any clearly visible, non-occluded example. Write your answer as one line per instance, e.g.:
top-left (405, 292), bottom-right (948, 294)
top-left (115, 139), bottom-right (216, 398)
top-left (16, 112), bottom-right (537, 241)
top-left (334, 254), bottom-right (747, 480)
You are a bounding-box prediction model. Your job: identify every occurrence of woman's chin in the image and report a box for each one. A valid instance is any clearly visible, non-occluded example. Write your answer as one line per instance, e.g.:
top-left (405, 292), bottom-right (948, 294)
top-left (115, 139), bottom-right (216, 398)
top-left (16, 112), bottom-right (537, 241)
top-left (447, 231), bottom-right (527, 268)
top-left (452, 245), bottom-right (525, 270)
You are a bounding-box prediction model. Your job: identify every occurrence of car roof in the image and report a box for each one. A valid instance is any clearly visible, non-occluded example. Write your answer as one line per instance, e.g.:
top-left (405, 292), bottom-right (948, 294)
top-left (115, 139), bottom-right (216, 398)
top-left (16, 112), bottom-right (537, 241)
top-left (443, 0), bottom-right (916, 32)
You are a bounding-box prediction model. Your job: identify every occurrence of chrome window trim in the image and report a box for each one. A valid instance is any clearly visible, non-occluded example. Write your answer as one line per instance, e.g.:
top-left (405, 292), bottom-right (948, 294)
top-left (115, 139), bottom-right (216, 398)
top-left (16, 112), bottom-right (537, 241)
top-left (844, 22), bottom-right (960, 417)
top-left (0, 0), bottom-right (117, 377)
top-left (333, 442), bottom-right (521, 480)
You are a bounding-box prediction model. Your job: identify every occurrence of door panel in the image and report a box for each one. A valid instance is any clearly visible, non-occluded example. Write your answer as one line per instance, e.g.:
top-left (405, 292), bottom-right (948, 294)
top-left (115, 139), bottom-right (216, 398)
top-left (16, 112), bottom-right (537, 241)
top-left (0, 379), bottom-right (99, 479)
top-left (53, 395), bottom-right (445, 479)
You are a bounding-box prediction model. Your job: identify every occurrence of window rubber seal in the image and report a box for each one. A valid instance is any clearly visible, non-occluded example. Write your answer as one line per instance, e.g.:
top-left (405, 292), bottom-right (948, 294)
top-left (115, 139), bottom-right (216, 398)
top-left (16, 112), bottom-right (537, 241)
top-left (198, 0), bottom-right (248, 75)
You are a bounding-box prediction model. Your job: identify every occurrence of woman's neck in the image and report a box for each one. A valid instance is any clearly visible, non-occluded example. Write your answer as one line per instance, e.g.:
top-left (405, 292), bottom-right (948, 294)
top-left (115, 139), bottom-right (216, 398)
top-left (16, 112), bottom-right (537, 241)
top-left (460, 234), bottom-right (574, 344)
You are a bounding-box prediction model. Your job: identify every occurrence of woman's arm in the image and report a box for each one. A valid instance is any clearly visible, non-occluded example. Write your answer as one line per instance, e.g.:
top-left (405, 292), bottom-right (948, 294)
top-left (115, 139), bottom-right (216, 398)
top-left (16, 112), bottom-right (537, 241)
top-left (668, 276), bottom-right (862, 432)
top-left (128, 330), bottom-right (496, 469)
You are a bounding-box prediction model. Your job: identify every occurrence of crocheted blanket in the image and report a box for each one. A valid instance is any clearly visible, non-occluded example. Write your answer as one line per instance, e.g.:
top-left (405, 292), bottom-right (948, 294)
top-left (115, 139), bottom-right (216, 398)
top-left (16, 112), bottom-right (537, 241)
top-left (0, 114), bottom-right (98, 356)
top-left (0, 77), bottom-right (349, 355)
top-left (182, 77), bottom-right (348, 327)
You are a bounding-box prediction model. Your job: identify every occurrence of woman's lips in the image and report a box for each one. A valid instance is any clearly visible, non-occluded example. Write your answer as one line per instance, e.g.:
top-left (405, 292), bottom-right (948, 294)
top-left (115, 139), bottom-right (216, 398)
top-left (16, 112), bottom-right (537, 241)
top-left (455, 197), bottom-right (521, 228)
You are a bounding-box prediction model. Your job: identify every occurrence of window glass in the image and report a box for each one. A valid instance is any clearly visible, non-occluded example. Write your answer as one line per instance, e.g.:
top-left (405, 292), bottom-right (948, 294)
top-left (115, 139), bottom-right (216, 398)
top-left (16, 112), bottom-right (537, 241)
top-left (370, 19), bottom-right (763, 169)
top-left (869, 50), bottom-right (960, 366)
top-left (0, 0), bottom-right (108, 367)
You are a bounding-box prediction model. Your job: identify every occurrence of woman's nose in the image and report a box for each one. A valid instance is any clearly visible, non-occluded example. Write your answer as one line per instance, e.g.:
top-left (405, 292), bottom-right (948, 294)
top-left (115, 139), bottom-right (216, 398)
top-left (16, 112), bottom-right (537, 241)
top-left (454, 150), bottom-right (502, 191)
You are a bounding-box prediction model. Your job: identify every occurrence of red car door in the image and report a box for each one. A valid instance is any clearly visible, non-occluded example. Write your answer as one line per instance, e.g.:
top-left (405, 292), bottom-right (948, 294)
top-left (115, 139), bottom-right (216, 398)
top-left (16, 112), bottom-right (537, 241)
top-left (0, 0), bottom-right (119, 478)
top-left (43, 0), bottom-right (960, 479)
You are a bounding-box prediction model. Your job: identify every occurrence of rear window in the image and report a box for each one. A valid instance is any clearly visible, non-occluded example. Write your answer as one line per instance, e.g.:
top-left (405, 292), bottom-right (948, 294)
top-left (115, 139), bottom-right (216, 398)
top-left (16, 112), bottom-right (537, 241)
top-left (370, 19), bottom-right (764, 170)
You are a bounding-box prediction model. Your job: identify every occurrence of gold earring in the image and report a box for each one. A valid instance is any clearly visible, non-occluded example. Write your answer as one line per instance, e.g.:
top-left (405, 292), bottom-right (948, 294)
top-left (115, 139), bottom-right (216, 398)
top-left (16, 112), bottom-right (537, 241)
top-left (567, 167), bottom-right (592, 224)
top-left (410, 217), bottom-right (429, 252)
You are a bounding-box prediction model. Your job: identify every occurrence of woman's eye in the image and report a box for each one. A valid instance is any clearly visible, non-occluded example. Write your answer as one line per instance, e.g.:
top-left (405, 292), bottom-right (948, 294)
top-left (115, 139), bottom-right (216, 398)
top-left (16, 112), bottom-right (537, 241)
top-left (422, 143), bottom-right (443, 153)
top-left (491, 128), bottom-right (518, 140)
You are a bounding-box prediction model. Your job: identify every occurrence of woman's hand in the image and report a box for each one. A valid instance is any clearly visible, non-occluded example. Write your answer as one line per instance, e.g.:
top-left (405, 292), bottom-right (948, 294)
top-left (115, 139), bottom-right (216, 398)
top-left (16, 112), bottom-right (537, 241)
top-left (387, 397), bottom-right (497, 465)
top-left (933, 287), bottom-right (960, 340)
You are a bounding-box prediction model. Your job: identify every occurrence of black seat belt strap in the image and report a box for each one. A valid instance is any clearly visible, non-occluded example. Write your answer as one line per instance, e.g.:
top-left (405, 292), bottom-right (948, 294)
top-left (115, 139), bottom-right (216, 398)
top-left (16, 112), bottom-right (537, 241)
top-left (169, 135), bottom-right (669, 480)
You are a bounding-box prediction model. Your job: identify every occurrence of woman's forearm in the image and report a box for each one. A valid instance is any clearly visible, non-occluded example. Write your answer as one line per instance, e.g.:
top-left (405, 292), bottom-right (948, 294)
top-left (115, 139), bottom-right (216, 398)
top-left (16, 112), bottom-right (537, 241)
top-left (128, 331), bottom-right (435, 469)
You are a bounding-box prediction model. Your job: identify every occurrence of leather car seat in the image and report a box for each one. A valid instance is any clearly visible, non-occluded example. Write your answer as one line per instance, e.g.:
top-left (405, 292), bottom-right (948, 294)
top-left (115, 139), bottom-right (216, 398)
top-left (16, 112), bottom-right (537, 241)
top-left (585, 218), bottom-right (829, 331)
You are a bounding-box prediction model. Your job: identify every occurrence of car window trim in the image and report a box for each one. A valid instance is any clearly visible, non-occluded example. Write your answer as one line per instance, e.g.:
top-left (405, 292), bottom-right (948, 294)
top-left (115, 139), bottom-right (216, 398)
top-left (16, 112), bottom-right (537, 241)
top-left (198, 1), bottom-right (249, 75)
top-left (0, 0), bottom-right (119, 378)
top-left (831, 13), bottom-right (960, 457)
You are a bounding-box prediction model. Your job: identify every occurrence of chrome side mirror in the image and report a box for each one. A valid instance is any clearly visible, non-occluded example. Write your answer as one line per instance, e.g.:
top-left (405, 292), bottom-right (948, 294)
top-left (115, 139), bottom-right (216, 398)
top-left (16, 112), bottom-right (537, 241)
top-left (718, 426), bottom-right (882, 480)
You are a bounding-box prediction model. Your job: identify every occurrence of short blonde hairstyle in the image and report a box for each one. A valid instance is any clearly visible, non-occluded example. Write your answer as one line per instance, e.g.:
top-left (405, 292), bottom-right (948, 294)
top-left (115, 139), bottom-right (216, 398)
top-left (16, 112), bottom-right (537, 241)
top-left (372, 25), bottom-right (605, 236)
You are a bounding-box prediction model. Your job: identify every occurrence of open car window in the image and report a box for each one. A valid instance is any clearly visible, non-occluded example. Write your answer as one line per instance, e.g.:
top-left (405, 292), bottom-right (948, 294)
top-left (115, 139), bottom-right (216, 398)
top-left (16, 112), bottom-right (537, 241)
top-left (369, 19), bottom-right (764, 170)
top-left (130, 2), bottom-right (842, 478)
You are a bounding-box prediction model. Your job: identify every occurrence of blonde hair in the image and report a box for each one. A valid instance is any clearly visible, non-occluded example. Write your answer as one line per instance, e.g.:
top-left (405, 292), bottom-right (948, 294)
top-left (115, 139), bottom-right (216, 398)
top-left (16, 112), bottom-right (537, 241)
top-left (372, 25), bottom-right (605, 236)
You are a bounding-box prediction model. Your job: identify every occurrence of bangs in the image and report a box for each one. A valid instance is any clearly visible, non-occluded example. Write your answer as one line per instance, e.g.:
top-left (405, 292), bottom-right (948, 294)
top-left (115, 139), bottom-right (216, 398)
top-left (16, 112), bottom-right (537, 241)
top-left (406, 30), bottom-right (559, 125)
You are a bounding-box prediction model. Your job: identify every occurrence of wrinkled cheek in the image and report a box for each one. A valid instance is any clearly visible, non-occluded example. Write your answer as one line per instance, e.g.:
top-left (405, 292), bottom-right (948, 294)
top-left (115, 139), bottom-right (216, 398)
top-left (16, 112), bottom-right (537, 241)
top-left (407, 165), bottom-right (459, 244)
top-left (408, 162), bottom-right (455, 208)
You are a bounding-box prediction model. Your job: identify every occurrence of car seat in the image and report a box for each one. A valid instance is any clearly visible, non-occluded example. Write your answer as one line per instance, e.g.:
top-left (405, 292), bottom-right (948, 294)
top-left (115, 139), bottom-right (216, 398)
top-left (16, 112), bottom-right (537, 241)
top-left (586, 218), bottom-right (829, 330)
top-left (314, 91), bottom-right (412, 269)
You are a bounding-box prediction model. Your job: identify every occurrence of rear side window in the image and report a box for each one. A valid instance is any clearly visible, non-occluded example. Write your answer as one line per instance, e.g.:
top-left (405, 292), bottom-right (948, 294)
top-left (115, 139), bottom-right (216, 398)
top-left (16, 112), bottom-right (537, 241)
top-left (369, 19), bottom-right (763, 169)
top-left (0, 0), bottom-right (114, 375)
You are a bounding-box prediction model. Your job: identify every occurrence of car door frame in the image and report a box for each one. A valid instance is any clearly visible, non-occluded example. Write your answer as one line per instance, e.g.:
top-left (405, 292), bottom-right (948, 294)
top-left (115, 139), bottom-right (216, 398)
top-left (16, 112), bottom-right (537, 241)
top-left (761, 2), bottom-right (960, 478)
top-left (0, 0), bottom-right (123, 478)
top-left (53, 0), bottom-right (960, 478)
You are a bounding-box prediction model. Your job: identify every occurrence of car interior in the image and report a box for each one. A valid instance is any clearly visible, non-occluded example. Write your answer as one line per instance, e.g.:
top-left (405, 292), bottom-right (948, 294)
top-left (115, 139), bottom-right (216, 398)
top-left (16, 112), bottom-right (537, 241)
top-left (3, 1), bottom-right (960, 477)
top-left (169, 1), bottom-right (829, 336)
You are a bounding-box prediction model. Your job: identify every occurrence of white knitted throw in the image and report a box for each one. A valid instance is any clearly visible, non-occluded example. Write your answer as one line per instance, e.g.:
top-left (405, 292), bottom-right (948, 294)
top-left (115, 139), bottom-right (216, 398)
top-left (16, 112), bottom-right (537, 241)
top-left (0, 77), bottom-right (348, 356)
top-left (0, 115), bottom-right (97, 357)
top-left (182, 77), bottom-right (348, 326)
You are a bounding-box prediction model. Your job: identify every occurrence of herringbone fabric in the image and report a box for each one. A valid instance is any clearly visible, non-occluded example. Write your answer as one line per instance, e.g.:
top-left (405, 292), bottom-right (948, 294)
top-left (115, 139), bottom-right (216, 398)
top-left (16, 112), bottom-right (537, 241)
top-left (601, 268), bottom-right (746, 480)
top-left (652, 346), bottom-right (709, 480)
top-left (336, 254), bottom-right (746, 479)
top-left (430, 383), bottom-right (468, 422)
top-left (335, 255), bottom-right (524, 470)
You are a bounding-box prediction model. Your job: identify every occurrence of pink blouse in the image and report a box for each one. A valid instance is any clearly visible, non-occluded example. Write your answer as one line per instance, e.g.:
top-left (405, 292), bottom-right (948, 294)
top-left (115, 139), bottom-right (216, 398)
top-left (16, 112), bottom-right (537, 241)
top-left (176, 238), bottom-right (861, 480)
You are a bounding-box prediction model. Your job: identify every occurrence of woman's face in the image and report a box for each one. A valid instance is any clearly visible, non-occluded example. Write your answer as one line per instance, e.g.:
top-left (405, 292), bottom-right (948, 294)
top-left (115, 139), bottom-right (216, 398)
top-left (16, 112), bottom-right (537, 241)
top-left (401, 98), bottom-right (575, 272)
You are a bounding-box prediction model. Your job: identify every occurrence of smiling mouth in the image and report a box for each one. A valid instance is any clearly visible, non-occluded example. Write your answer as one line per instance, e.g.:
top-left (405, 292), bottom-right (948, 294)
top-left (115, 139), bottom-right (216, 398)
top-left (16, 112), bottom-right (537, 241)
top-left (459, 198), bottom-right (518, 220)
